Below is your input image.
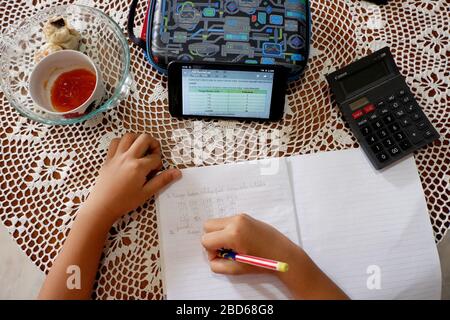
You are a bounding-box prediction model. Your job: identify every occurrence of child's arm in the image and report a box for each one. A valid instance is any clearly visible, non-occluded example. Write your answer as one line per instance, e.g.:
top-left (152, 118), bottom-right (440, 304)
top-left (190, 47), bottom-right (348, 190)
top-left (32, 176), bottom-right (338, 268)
top-left (202, 214), bottom-right (349, 300)
top-left (38, 133), bottom-right (181, 300)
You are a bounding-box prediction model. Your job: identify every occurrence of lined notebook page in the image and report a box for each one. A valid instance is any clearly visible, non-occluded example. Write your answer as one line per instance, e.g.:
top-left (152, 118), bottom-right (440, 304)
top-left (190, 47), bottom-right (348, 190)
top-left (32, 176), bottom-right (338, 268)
top-left (157, 158), bottom-right (299, 300)
top-left (288, 149), bottom-right (441, 299)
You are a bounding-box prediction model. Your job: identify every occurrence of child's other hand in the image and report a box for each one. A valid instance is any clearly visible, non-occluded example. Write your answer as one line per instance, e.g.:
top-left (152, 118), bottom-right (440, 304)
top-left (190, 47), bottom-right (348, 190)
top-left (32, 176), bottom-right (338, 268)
top-left (84, 133), bottom-right (181, 224)
top-left (202, 214), bottom-right (299, 275)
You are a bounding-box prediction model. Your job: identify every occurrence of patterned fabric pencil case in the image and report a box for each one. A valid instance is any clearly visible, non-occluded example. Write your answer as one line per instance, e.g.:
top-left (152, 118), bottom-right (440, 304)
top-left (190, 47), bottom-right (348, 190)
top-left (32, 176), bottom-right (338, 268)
top-left (128, 0), bottom-right (311, 81)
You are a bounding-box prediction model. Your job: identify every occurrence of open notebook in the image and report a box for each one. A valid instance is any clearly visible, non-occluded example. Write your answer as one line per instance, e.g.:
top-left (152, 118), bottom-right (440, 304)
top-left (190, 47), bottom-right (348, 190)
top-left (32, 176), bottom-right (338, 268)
top-left (156, 149), bottom-right (441, 299)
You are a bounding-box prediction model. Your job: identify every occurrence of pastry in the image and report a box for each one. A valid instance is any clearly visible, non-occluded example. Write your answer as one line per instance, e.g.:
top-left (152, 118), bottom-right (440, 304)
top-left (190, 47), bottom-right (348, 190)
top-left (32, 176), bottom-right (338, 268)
top-left (43, 16), bottom-right (81, 50)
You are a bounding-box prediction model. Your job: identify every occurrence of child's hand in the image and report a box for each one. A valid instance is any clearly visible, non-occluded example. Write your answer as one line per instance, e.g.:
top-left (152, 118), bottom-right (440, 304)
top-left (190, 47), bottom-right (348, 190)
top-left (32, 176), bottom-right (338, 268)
top-left (83, 133), bottom-right (181, 224)
top-left (202, 214), bottom-right (299, 275)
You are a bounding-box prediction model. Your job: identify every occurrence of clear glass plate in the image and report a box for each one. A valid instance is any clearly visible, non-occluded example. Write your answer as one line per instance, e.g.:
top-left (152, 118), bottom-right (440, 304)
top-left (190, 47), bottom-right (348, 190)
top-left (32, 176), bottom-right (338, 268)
top-left (0, 4), bottom-right (131, 125)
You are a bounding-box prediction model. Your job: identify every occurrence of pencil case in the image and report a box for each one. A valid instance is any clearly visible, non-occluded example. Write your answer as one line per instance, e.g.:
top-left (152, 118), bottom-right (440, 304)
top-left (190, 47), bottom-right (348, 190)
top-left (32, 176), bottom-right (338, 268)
top-left (128, 0), bottom-right (311, 81)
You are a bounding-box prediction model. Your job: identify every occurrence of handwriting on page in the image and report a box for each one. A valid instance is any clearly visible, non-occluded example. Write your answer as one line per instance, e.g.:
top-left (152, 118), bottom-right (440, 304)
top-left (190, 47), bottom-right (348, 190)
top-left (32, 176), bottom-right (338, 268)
top-left (171, 195), bottom-right (238, 235)
top-left (165, 180), bottom-right (266, 234)
top-left (164, 179), bottom-right (267, 198)
top-left (157, 159), bottom-right (299, 300)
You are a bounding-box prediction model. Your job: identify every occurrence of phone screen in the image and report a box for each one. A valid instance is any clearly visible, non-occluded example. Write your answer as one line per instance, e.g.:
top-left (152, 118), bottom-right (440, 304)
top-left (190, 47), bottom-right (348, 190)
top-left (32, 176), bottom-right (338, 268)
top-left (181, 66), bottom-right (275, 119)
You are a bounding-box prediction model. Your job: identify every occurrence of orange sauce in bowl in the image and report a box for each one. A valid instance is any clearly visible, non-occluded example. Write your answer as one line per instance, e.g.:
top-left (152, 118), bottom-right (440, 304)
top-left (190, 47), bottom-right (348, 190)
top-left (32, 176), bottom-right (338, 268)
top-left (50, 68), bottom-right (96, 112)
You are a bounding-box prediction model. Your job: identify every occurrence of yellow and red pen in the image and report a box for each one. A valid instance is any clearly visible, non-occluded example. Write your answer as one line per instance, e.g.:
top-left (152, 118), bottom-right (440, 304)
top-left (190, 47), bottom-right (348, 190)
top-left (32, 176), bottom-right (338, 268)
top-left (217, 249), bottom-right (289, 272)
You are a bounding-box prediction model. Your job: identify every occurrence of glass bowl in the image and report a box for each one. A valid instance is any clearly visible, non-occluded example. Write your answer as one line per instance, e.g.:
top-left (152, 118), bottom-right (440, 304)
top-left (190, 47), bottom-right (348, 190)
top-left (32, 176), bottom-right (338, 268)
top-left (0, 4), bottom-right (131, 125)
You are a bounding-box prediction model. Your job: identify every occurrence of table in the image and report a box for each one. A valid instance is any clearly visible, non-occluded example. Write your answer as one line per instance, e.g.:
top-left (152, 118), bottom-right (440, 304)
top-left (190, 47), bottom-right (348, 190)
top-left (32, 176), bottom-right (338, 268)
top-left (0, 0), bottom-right (448, 300)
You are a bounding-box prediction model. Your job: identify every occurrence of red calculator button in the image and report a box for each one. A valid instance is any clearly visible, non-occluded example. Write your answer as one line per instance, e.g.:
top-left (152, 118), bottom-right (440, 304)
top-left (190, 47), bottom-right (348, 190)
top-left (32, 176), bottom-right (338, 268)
top-left (352, 110), bottom-right (364, 119)
top-left (363, 104), bottom-right (375, 114)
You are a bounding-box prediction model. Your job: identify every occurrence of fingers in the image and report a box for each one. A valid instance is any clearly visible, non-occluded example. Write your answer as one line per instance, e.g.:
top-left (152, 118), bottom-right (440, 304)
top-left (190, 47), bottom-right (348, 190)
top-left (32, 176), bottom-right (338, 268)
top-left (117, 133), bottom-right (139, 153)
top-left (209, 257), bottom-right (253, 275)
top-left (105, 138), bottom-right (120, 162)
top-left (201, 230), bottom-right (230, 251)
top-left (207, 250), bottom-right (216, 261)
top-left (139, 153), bottom-right (163, 173)
top-left (203, 216), bottom-right (235, 233)
top-left (143, 168), bottom-right (182, 197)
top-left (209, 258), bottom-right (240, 275)
top-left (129, 134), bottom-right (161, 158)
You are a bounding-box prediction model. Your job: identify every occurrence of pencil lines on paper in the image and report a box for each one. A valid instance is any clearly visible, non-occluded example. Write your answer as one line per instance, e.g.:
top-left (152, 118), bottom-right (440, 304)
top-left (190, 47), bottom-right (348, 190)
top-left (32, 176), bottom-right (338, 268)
top-left (170, 195), bottom-right (238, 235)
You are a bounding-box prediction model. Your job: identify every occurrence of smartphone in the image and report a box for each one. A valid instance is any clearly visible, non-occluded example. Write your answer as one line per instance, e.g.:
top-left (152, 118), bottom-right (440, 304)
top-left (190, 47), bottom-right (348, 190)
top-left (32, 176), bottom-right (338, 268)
top-left (168, 61), bottom-right (288, 121)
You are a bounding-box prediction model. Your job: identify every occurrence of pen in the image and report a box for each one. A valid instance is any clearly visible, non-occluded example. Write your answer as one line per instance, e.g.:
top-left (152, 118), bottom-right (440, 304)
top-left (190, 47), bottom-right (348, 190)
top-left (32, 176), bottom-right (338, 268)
top-left (217, 249), bottom-right (289, 272)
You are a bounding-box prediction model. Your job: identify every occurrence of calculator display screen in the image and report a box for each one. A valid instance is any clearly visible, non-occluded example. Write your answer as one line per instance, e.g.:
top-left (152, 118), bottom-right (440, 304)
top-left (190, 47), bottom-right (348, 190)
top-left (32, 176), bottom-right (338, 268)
top-left (349, 97), bottom-right (370, 111)
top-left (340, 60), bottom-right (390, 94)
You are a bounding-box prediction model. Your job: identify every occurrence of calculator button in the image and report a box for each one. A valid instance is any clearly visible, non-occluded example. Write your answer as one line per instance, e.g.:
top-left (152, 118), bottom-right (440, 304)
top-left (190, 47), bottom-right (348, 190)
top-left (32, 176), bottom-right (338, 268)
top-left (402, 96), bottom-right (411, 104)
top-left (360, 125), bottom-right (371, 136)
top-left (383, 115), bottom-right (395, 124)
top-left (371, 143), bottom-right (383, 153)
top-left (377, 101), bottom-right (387, 108)
top-left (424, 129), bottom-right (435, 139)
top-left (391, 102), bottom-right (401, 109)
top-left (388, 145), bottom-right (401, 157)
top-left (416, 122), bottom-right (428, 130)
top-left (364, 104), bottom-right (375, 113)
top-left (400, 140), bottom-right (411, 150)
top-left (377, 129), bottom-right (389, 139)
top-left (387, 94), bottom-right (396, 102)
top-left (352, 110), bottom-right (364, 119)
top-left (394, 108), bottom-right (406, 118)
top-left (405, 127), bottom-right (423, 144)
top-left (372, 120), bottom-right (384, 130)
top-left (411, 112), bottom-right (422, 121)
top-left (393, 131), bottom-right (406, 142)
top-left (397, 89), bottom-right (406, 97)
top-left (388, 123), bottom-right (400, 132)
top-left (376, 152), bottom-right (389, 163)
top-left (399, 117), bottom-right (411, 127)
top-left (369, 113), bottom-right (379, 121)
top-left (366, 134), bottom-right (378, 145)
top-left (363, 104), bottom-right (375, 114)
top-left (383, 138), bottom-right (395, 147)
top-left (379, 107), bottom-right (390, 115)
top-left (405, 104), bottom-right (416, 113)
top-left (357, 118), bottom-right (368, 127)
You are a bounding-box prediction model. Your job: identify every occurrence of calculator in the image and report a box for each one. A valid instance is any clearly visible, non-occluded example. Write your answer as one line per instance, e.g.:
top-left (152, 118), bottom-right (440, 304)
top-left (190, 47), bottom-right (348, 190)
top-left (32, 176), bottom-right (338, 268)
top-left (326, 47), bottom-right (440, 170)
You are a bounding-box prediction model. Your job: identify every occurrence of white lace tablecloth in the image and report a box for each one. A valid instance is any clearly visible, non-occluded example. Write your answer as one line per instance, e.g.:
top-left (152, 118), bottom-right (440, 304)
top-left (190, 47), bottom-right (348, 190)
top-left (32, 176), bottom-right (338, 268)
top-left (0, 0), bottom-right (448, 300)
